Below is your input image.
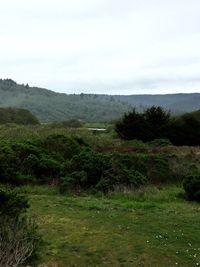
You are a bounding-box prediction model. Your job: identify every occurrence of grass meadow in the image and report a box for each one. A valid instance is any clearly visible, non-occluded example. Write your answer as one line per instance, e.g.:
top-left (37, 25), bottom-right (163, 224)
top-left (15, 185), bottom-right (200, 267)
top-left (0, 124), bottom-right (199, 266)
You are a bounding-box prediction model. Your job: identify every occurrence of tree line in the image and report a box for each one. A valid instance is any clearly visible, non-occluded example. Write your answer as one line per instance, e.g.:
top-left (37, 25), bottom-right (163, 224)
top-left (115, 106), bottom-right (200, 146)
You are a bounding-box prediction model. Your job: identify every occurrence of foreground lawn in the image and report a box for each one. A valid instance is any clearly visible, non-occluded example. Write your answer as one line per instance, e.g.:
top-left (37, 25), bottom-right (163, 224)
top-left (21, 185), bottom-right (200, 267)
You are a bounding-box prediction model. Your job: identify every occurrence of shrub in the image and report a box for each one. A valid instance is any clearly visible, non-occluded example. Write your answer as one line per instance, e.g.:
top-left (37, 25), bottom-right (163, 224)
top-left (183, 174), bottom-right (200, 201)
top-left (60, 150), bottom-right (149, 193)
top-left (0, 188), bottom-right (29, 217)
top-left (23, 154), bottom-right (40, 175)
top-left (0, 135), bottom-right (85, 186)
top-left (59, 171), bottom-right (87, 193)
top-left (40, 134), bottom-right (82, 160)
top-left (147, 155), bottom-right (173, 183)
top-left (61, 150), bottom-right (111, 190)
top-left (36, 155), bottom-right (61, 183)
top-left (0, 145), bottom-right (19, 184)
top-left (0, 216), bottom-right (39, 267)
top-left (0, 188), bottom-right (40, 266)
top-left (128, 171), bottom-right (148, 188)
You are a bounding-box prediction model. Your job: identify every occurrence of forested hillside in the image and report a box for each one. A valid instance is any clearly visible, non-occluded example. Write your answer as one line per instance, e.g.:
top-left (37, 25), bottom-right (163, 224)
top-left (0, 79), bottom-right (131, 122)
top-left (0, 79), bottom-right (200, 122)
top-left (116, 94), bottom-right (200, 113)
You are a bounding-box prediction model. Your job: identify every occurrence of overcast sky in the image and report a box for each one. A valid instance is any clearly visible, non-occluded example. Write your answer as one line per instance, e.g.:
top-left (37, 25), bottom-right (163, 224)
top-left (1, 0), bottom-right (200, 94)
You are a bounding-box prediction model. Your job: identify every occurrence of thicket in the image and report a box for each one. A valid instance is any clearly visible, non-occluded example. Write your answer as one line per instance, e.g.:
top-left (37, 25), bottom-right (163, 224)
top-left (0, 187), bottom-right (39, 266)
top-left (60, 151), bottom-right (149, 193)
top-left (0, 134), bottom-right (189, 192)
top-left (115, 106), bottom-right (200, 146)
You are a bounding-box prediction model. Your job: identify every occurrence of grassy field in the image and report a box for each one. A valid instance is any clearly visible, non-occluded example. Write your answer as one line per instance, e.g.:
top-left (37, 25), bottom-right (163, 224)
top-left (17, 185), bottom-right (200, 267)
top-left (1, 124), bottom-right (200, 266)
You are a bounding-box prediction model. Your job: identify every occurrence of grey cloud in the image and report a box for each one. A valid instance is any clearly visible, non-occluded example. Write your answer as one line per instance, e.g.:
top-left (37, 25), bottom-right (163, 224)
top-left (0, 0), bottom-right (200, 94)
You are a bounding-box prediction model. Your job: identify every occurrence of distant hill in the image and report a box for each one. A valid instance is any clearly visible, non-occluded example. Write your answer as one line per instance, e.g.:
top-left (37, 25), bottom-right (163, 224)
top-left (0, 79), bottom-right (131, 122)
top-left (115, 94), bottom-right (200, 113)
top-left (0, 107), bottom-right (39, 125)
top-left (0, 79), bottom-right (200, 122)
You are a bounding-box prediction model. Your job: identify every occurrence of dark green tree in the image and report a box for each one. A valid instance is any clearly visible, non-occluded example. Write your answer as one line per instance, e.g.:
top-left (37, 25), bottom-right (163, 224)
top-left (144, 106), bottom-right (170, 141)
top-left (115, 109), bottom-right (146, 140)
top-left (169, 113), bottom-right (200, 146)
top-left (115, 106), bottom-right (170, 141)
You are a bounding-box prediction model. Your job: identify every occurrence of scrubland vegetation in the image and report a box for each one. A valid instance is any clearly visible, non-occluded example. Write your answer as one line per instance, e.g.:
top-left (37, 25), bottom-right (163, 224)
top-left (0, 105), bottom-right (200, 266)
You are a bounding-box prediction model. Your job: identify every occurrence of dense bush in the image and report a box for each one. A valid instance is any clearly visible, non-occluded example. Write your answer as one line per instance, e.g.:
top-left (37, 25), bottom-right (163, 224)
top-left (183, 174), bottom-right (200, 201)
top-left (0, 188), bottom-right (29, 217)
top-left (59, 150), bottom-right (176, 193)
top-left (0, 132), bottom-right (194, 193)
top-left (60, 150), bottom-right (149, 193)
top-left (112, 153), bottom-right (174, 184)
top-left (0, 187), bottom-right (39, 266)
top-left (0, 134), bottom-right (85, 185)
top-left (40, 134), bottom-right (82, 160)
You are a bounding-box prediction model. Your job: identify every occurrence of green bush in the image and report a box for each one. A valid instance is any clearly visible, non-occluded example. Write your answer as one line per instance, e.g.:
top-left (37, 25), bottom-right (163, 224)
top-left (60, 150), bottom-right (149, 193)
top-left (37, 155), bottom-right (61, 183)
top-left (40, 134), bottom-right (83, 160)
top-left (0, 187), bottom-right (29, 217)
top-left (0, 133), bottom-right (189, 192)
top-left (60, 171), bottom-right (88, 193)
top-left (147, 155), bottom-right (174, 183)
top-left (183, 174), bottom-right (200, 201)
top-left (128, 171), bottom-right (148, 188)
top-left (61, 150), bottom-right (111, 191)
top-left (0, 216), bottom-right (39, 267)
top-left (0, 135), bottom-right (87, 186)
top-left (0, 187), bottom-right (40, 266)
